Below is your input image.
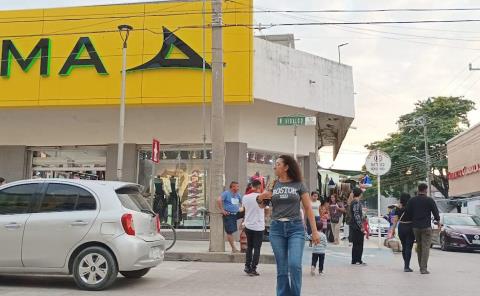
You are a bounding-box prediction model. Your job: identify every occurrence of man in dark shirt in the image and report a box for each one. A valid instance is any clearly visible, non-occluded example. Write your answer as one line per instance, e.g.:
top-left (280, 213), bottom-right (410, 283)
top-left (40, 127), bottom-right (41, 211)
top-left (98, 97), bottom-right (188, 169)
top-left (405, 183), bottom-right (440, 274)
top-left (350, 188), bottom-right (366, 265)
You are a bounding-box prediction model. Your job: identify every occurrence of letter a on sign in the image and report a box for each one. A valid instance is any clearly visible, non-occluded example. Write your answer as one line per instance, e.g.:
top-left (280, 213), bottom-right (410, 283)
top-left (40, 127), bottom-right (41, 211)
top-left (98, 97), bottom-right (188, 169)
top-left (152, 139), bottom-right (160, 163)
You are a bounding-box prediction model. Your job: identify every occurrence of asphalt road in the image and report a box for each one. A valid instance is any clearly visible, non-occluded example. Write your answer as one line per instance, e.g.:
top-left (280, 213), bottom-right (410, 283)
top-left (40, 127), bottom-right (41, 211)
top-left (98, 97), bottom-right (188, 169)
top-left (0, 247), bottom-right (478, 296)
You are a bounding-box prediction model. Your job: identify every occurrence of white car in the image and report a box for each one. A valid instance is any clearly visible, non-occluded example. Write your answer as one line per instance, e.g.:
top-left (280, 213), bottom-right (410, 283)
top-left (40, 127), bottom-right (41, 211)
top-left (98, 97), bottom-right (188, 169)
top-left (0, 179), bottom-right (165, 290)
top-left (368, 217), bottom-right (391, 236)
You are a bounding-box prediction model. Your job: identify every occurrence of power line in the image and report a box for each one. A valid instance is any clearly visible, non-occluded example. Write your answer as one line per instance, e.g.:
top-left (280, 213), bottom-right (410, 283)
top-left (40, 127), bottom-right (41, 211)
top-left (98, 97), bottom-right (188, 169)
top-left (249, 8), bottom-right (480, 13)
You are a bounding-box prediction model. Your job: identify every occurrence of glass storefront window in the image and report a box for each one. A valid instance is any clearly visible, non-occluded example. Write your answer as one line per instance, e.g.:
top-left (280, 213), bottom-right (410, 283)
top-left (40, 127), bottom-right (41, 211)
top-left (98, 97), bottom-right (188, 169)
top-left (246, 150), bottom-right (277, 192)
top-left (138, 146), bottom-right (211, 228)
top-left (30, 147), bottom-right (106, 180)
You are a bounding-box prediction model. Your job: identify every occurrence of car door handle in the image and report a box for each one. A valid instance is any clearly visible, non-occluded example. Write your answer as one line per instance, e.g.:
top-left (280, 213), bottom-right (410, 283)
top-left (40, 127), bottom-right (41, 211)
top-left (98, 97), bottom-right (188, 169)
top-left (4, 223), bottom-right (22, 229)
top-left (71, 221), bottom-right (89, 226)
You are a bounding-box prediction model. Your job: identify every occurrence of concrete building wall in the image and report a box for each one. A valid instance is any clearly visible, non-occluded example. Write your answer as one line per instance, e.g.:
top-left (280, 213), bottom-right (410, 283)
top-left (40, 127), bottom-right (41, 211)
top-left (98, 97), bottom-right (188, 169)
top-left (105, 143), bottom-right (138, 182)
top-left (225, 142), bottom-right (248, 193)
top-left (0, 101), bottom-right (317, 157)
top-left (254, 38), bottom-right (355, 119)
top-left (0, 146), bottom-right (27, 182)
top-left (447, 123), bottom-right (480, 196)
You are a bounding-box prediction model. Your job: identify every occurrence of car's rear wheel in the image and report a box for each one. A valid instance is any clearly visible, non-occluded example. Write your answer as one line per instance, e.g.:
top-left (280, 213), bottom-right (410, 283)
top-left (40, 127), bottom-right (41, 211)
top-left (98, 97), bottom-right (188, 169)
top-left (120, 268), bottom-right (151, 279)
top-left (73, 246), bottom-right (118, 291)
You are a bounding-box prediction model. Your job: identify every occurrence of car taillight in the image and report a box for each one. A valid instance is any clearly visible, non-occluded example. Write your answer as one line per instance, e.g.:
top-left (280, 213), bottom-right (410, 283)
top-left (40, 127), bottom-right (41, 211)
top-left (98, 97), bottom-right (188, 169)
top-left (121, 213), bottom-right (135, 236)
top-left (155, 215), bottom-right (161, 233)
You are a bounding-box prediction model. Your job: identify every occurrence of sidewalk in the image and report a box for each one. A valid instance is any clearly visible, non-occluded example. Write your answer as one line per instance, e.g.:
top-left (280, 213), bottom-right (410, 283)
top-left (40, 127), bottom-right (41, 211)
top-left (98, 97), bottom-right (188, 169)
top-left (165, 236), bottom-right (390, 265)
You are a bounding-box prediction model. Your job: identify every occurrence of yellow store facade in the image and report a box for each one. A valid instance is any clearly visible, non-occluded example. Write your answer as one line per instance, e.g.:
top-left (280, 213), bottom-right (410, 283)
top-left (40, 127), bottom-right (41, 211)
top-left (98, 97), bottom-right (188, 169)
top-left (0, 1), bottom-right (355, 227)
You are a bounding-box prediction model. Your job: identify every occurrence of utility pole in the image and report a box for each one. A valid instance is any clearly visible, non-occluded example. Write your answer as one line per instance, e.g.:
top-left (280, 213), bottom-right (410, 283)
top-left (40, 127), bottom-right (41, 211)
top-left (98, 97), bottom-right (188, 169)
top-left (209, 0), bottom-right (226, 252)
top-left (116, 24), bottom-right (133, 181)
top-left (422, 120), bottom-right (432, 197)
top-left (411, 117), bottom-right (432, 196)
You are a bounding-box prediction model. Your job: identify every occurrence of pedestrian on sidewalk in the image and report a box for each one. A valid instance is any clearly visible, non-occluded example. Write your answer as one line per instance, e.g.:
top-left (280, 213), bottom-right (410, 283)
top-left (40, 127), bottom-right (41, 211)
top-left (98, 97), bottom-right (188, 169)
top-left (257, 155), bottom-right (320, 296)
top-left (242, 180), bottom-right (265, 276)
top-left (319, 201), bottom-right (330, 234)
top-left (405, 183), bottom-right (441, 274)
top-left (350, 188), bottom-right (366, 265)
top-left (329, 194), bottom-right (345, 244)
top-left (343, 192), bottom-right (354, 246)
top-left (391, 193), bottom-right (415, 272)
top-left (311, 221), bottom-right (327, 276)
top-left (217, 181), bottom-right (242, 253)
top-left (306, 191), bottom-right (321, 246)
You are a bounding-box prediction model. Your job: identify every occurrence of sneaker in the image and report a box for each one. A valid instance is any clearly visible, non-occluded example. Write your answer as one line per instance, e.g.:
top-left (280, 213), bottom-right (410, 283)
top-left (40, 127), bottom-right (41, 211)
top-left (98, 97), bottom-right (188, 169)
top-left (250, 270), bottom-right (260, 276)
top-left (404, 268), bottom-right (414, 272)
top-left (244, 267), bottom-right (251, 274)
top-left (310, 266), bottom-right (316, 276)
top-left (319, 271), bottom-right (324, 275)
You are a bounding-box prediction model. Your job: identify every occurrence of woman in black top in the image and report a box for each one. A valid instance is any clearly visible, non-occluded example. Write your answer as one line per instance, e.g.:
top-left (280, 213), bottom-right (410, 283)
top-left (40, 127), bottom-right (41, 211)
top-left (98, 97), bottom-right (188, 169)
top-left (392, 193), bottom-right (415, 272)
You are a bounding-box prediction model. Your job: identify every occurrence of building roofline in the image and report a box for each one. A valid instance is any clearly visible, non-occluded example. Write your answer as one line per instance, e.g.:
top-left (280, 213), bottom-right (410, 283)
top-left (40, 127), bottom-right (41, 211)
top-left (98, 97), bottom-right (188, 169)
top-left (447, 122), bottom-right (480, 144)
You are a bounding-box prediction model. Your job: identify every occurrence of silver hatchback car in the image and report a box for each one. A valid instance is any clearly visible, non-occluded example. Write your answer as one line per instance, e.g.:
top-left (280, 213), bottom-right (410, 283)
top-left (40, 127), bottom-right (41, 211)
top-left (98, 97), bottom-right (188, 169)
top-left (0, 179), bottom-right (165, 290)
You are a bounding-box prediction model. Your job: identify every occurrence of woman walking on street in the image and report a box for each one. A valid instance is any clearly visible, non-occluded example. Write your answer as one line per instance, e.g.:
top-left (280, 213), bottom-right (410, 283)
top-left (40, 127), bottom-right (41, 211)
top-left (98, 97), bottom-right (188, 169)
top-left (257, 155), bottom-right (320, 296)
top-left (391, 193), bottom-right (415, 272)
top-left (329, 194), bottom-right (345, 244)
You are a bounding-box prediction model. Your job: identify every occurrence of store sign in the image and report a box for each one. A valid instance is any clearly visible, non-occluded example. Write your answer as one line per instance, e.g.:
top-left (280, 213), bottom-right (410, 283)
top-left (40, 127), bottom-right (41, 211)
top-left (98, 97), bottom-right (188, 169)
top-left (0, 0), bottom-right (252, 107)
top-left (448, 163), bottom-right (480, 180)
top-left (152, 139), bottom-right (160, 164)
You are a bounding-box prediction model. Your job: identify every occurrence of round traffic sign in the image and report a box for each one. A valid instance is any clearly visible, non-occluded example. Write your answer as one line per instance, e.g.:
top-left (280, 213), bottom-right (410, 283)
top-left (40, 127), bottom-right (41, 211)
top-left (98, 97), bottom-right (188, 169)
top-left (365, 150), bottom-right (391, 176)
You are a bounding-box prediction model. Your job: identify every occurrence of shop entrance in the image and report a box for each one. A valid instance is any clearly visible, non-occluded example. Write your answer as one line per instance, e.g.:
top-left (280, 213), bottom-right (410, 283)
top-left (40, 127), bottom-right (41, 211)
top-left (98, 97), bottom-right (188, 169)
top-left (138, 145), bottom-right (211, 228)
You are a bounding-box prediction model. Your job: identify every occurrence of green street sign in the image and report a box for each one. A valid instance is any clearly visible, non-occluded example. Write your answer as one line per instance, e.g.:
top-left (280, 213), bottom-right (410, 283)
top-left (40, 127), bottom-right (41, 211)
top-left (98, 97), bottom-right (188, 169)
top-left (277, 116), bottom-right (316, 126)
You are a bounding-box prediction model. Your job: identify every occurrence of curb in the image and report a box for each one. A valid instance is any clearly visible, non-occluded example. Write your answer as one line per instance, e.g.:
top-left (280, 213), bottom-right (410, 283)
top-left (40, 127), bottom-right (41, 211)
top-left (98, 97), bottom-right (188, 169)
top-left (165, 252), bottom-right (276, 264)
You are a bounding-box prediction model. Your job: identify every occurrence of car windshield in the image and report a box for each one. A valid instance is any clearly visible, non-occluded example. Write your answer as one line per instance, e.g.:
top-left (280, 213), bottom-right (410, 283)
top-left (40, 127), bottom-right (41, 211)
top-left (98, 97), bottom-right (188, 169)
top-left (116, 186), bottom-right (152, 213)
top-left (444, 215), bottom-right (480, 226)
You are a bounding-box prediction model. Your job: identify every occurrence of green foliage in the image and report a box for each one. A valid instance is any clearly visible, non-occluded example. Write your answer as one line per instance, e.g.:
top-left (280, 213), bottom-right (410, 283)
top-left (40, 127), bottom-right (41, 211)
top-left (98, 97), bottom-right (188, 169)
top-left (366, 96), bottom-right (475, 198)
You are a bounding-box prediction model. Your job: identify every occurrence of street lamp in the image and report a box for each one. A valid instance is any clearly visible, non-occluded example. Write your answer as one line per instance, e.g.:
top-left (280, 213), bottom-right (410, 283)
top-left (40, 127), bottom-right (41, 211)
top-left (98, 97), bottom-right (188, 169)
top-left (338, 42), bottom-right (349, 64)
top-left (116, 24), bottom-right (133, 181)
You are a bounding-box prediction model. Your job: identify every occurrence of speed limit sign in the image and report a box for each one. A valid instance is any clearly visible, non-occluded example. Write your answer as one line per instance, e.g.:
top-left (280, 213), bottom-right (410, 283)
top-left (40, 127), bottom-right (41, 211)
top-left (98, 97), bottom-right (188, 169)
top-left (365, 150), bottom-right (391, 176)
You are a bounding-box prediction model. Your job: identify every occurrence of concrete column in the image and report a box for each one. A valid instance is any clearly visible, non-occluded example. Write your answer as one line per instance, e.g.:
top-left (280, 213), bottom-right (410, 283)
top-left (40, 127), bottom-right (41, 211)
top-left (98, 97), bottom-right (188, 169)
top-left (0, 146), bottom-right (27, 182)
top-left (106, 143), bottom-right (138, 182)
top-left (225, 142), bottom-right (248, 194)
top-left (302, 152), bottom-right (318, 193)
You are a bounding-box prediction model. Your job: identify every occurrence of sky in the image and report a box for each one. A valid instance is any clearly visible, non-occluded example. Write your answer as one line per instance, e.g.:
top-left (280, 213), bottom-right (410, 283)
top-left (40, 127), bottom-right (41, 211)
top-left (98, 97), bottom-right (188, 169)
top-left (1, 0), bottom-right (479, 171)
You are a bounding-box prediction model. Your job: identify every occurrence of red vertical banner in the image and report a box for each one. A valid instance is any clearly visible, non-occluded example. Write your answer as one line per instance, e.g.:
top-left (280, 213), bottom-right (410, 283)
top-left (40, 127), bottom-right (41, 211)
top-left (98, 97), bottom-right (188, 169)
top-left (152, 139), bottom-right (160, 163)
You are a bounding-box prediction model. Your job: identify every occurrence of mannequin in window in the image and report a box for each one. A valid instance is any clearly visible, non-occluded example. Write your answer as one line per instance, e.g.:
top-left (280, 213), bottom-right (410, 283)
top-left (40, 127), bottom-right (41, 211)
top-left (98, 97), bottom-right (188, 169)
top-left (153, 177), bottom-right (168, 223)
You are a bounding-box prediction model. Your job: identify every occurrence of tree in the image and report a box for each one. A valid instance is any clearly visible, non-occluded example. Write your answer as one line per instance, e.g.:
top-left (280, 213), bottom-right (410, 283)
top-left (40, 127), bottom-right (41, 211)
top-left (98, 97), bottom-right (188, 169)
top-left (366, 96), bottom-right (475, 198)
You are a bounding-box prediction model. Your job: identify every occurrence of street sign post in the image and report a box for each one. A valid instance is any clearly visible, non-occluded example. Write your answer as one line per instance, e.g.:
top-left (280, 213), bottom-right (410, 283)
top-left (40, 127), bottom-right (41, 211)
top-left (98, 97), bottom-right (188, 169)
top-left (365, 149), bottom-right (391, 247)
top-left (277, 115), bottom-right (317, 160)
top-left (365, 150), bottom-right (391, 176)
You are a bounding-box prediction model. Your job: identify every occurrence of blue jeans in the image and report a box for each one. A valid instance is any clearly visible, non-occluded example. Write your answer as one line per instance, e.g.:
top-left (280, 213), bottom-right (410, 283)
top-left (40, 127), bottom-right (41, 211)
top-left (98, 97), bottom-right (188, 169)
top-left (269, 220), bottom-right (305, 296)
